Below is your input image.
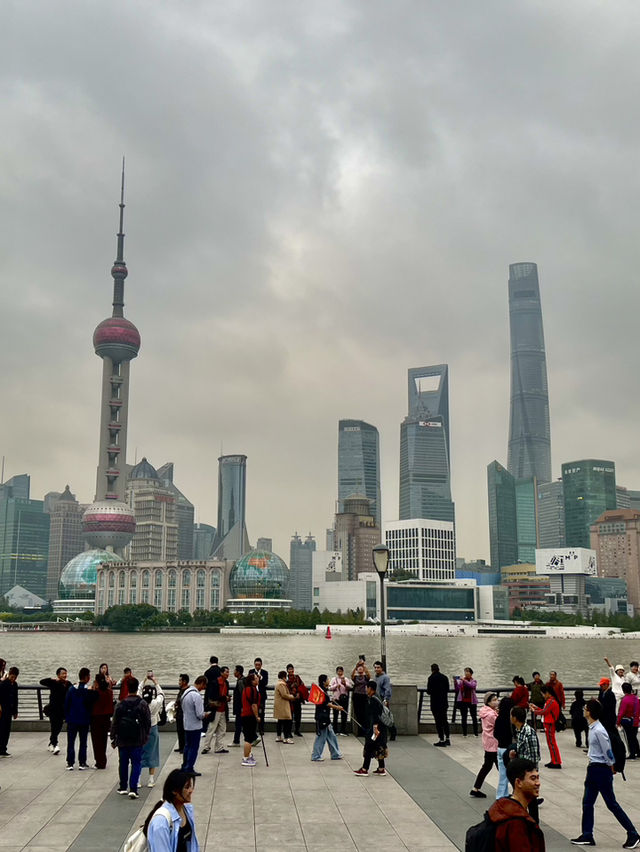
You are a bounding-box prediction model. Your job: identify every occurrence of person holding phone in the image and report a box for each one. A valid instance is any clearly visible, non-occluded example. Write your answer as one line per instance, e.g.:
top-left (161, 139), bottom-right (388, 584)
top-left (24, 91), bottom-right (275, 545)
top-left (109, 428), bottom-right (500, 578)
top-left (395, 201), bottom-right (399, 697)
top-left (351, 660), bottom-right (371, 737)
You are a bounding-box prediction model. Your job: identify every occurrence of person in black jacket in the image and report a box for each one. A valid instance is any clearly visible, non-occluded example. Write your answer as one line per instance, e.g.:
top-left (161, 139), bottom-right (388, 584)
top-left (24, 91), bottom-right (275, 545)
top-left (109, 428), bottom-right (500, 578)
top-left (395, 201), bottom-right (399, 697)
top-left (494, 696), bottom-right (514, 799)
top-left (0, 667), bottom-right (19, 756)
top-left (174, 674), bottom-right (189, 754)
top-left (353, 681), bottom-right (388, 776)
top-left (231, 665), bottom-right (245, 746)
top-left (40, 667), bottom-right (71, 755)
top-left (249, 658), bottom-right (269, 735)
top-left (110, 677), bottom-right (151, 799)
top-left (427, 663), bottom-right (451, 747)
top-left (202, 657), bottom-right (220, 734)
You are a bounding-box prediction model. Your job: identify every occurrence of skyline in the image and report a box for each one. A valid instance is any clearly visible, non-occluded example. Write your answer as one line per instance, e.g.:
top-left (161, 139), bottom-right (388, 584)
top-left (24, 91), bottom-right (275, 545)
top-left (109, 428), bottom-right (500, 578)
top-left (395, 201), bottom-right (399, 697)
top-left (3, 3), bottom-right (640, 565)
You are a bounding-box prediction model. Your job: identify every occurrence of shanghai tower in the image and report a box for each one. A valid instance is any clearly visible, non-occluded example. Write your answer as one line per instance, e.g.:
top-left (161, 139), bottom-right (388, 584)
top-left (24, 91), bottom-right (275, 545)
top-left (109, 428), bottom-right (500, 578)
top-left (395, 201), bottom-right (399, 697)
top-left (507, 262), bottom-right (551, 483)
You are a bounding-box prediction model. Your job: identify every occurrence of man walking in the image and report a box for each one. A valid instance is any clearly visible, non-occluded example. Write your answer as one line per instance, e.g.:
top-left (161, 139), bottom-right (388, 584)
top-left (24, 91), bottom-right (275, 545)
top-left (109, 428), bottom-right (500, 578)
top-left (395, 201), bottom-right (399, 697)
top-left (174, 673), bottom-right (189, 754)
top-left (571, 699), bottom-right (640, 848)
top-left (65, 667), bottom-right (96, 770)
top-left (202, 666), bottom-right (230, 754)
top-left (110, 676), bottom-right (151, 798)
top-left (39, 666), bottom-right (70, 755)
top-left (427, 663), bottom-right (450, 747)
top-left (485, 759), bottom-right (545, 851)
top-left (181, 675), bottom-right (210, 775)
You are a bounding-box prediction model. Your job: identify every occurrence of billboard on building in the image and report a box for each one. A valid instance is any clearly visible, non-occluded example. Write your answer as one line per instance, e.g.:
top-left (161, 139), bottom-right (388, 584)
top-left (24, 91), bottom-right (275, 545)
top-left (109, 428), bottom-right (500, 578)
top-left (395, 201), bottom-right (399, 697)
top-left (535, 547), bottom-right (597, 576)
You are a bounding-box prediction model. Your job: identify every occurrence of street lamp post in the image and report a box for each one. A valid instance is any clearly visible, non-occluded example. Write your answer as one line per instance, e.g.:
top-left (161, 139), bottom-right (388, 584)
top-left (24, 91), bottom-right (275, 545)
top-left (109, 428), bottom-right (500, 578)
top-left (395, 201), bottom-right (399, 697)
top-left (372, 543), bottom-right (390, 672)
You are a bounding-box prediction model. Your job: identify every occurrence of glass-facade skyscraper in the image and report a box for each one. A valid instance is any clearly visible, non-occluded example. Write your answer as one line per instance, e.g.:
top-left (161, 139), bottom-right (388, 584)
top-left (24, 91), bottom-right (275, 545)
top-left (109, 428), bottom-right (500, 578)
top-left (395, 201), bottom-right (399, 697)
top-left (399, 365), bottom-right (454, 523)
top-left (0, 496), bottom-right (50, 597)
top-left (515, 477), bottom-right (537, 563)
top-left (537, 479), bottom-right (565, 548)
top-left (289, 532), bottom-right (316, 610)
top-left (211, 455), bottom-right (250, 561)
top-left (562, 459), bottom-right (616, 548)
top-left (507, 263), bottom-right (552, 484)
top-left (487, 461), bottom-right (517, 571)
top-left (338, 419), bottom-right (381, 527)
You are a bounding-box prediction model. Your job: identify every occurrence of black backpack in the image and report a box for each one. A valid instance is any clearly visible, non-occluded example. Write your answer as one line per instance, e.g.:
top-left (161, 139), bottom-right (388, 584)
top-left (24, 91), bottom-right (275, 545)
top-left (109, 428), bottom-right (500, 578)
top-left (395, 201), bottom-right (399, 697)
top-left (609, 726), bottom-right (626, 778)
top-left (157, 696), bottom-right (167, 727)
top-left (465, 812), bottom-right (497, 852)
top-left (117, 700), bottom-right (143, 743)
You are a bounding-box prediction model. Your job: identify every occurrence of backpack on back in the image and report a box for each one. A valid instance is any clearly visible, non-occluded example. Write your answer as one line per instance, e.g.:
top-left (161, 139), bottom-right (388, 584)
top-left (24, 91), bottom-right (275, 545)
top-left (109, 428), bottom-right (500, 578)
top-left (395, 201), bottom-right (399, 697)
top-left (123, 806), bottom-right (172, 852)
top-left (117, 700), bottom-right (144, 743)
top-left (374, 695), bottom-right (395, 728)
top-left (609, 726), bottom-right (626, 778)
top-left (465, 811), bottom-right (496, 852)
top-left (157, 695), bottom-right (167, 727)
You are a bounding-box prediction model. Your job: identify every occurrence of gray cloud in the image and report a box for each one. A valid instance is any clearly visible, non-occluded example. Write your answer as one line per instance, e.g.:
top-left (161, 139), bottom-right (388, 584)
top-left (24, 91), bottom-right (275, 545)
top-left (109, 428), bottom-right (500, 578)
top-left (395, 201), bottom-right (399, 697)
top-left (2, 1), bottom-right (640, 562)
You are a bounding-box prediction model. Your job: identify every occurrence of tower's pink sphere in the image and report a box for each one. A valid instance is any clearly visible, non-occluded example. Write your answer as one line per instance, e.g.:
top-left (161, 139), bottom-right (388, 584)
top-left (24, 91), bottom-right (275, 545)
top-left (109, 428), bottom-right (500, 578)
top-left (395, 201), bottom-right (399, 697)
top-left (83, 501), bottom-right (136, 549)
top-left (93, 317), bottom-right (140, 362)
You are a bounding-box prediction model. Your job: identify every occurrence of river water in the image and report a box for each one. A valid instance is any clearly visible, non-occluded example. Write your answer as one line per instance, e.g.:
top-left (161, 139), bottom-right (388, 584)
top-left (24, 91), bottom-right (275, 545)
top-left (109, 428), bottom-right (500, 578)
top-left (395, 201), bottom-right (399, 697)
top-left (2, 631), bottom-right (639, 687)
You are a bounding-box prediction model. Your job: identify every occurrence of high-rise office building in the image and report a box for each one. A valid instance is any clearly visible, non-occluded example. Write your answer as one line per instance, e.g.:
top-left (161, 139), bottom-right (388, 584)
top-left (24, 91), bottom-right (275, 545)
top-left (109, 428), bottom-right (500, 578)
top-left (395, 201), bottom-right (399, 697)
top-left (193, 523), bottom-right (216, 560)
top-left (536, 480), bottom-right (565, 549)
top-left (515, 478), bottom-right (537, 564)
top-left (0, 474), bottom-right (30, 501)
top-left (46, 486), bottom-right (85, 600)
top-left (590, 508), bottom-right (640, 611)
top-left (384, 518), bottom-right (456, 582)
top-left (334, 495), bottom-right (381, 580)
top-left (0, 496), bottom-right (50, 597)
top-left (126, 459), bottom-right (178, 562)
top-left (487, 461), bottom-right (517, 571)
top-left (399, 365), bottom-right (454, 523)
top-left (256, 537), bottom-right (273, 552)
top-left (211, 455), bottom-right (250, 561)
top-left (507, 263), bottom-right (552, 484)
top-left (289, 532), bottom-right (316, 610)
top-left (338, 420), bottom-right (381, 528)
top-left (616, 486), bottom-right (631, 510)
top-left (157, 463), bottom-right (194, 561)
top-left (563, 460), bottom-right (616, 548)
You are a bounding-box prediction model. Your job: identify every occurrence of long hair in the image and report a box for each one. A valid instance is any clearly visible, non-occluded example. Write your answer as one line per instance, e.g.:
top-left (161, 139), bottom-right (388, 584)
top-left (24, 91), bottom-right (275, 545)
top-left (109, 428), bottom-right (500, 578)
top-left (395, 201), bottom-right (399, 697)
top-left (143, 769), bottom-right (195, 835)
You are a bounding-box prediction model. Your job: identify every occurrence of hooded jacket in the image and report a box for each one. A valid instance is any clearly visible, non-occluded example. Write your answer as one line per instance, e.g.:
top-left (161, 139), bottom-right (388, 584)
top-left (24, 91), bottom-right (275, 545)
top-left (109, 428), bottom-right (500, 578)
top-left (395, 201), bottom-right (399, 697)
top-left (479, 704), bottom-right (498, 751)
top-left (487, 796), bottom-right (546, 852)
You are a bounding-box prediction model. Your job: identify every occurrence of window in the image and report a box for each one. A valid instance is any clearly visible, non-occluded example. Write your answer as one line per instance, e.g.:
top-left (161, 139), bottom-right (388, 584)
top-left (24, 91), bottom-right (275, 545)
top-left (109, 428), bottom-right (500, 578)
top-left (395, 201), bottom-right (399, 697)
top-left (196, 589), bottom-right (204, 609)
top-left (118, 589), bottom-right (125, 605)
top-left (210, 588), bottom-right (219, 609)
top-left (142, 570), bottom-right (150, 588)
top-left (141, 590), bottom-right (149, 605)
top-left (155, 570), bottom-right (163, 588)
top-left (154, 588), bottom-right (162, 608)
top-left (128, 587), bottom-right (137, 605)
top-left (130, 571), bottom-right (137, 588)
top-left (168, 570), bottom-right (177, 589)
top-left (182, 589), bottom-right (190, 609)
top-left (182, 569), bottom-right (191, 586)
top-left (197, 570), bottom-right (205, 588)
top-left (108, 571), bottom-right (115, 589)
top-left (168, 589), bottom-right (176, 612)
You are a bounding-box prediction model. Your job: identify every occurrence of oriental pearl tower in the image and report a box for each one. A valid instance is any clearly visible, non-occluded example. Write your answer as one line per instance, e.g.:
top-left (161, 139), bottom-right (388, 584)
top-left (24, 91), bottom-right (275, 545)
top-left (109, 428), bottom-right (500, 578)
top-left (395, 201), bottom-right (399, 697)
top-left (82, 163), bottom-right (138, 552)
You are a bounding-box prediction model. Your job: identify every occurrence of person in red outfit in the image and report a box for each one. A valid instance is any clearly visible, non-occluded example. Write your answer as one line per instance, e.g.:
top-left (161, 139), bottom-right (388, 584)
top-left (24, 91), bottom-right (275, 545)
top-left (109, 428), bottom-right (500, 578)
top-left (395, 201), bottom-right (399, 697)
top-left (531, 685), bottom-right (561, 768)
top-left (486, 758), bottom-right (545, 851)
top-left (511, 676), bottom-right (530, 708)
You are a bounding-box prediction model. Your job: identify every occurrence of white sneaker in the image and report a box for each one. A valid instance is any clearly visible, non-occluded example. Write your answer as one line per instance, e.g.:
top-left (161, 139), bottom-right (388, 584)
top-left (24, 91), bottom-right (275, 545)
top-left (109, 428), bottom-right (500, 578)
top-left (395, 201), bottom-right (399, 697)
top-left (147, 779), bottom-right (155, 788)
top-left (53, 746), bottom-right (60, 755)
top-left (284, 739), bottom-right (294, 744)
top-left (47, 744), bottom-right (54, 752)
top-left (275, 736), bottom-right (283, 742)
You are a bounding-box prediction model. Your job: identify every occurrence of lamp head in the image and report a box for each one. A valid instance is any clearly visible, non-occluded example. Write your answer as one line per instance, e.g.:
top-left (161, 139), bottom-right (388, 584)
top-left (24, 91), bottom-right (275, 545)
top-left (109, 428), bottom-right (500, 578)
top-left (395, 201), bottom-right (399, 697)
top-left (372, 544), bottom-right (390, 577)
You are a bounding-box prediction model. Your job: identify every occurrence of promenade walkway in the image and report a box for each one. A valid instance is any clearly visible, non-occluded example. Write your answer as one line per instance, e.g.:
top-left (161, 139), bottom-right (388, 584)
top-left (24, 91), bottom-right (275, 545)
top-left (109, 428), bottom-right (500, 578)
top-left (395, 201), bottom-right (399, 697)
top-left (1, 728), bottom-right (638, 851)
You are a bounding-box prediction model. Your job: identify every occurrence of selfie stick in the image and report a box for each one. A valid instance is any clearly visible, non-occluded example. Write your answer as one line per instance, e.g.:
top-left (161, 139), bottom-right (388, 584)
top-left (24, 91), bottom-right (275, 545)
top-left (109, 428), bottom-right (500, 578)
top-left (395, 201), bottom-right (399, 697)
top-left (260, 734), bottom-right (269, 767)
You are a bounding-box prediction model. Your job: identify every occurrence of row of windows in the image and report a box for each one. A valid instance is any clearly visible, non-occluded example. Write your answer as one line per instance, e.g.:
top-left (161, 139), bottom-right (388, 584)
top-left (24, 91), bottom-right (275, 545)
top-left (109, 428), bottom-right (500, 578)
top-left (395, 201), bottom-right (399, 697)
top-left (97, 587), bottom-right (220, 612)
top-left (99, 569), bottom-right (221, 590)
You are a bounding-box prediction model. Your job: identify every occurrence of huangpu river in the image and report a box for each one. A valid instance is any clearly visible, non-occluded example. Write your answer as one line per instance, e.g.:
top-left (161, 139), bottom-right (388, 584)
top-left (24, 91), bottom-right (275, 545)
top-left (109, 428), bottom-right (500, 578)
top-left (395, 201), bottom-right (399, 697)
top-left (2, 631), bottom-right (638, 686)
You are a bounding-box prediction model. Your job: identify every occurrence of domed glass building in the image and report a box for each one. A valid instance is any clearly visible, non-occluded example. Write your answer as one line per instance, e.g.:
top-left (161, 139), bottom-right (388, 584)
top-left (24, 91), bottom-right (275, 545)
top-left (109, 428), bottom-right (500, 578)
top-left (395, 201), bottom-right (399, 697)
top-left (59, 549), bottom-right (123, 600)
top-left (228, 550), bottom-right (290, 611)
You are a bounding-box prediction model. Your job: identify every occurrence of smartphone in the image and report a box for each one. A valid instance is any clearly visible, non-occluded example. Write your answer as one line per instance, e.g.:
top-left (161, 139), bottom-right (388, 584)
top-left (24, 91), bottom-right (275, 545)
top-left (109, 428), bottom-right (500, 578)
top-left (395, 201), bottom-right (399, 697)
top-left (147, 670), bottom-right (153, 677)
top-left (359, 655), bottom-right (365, 662)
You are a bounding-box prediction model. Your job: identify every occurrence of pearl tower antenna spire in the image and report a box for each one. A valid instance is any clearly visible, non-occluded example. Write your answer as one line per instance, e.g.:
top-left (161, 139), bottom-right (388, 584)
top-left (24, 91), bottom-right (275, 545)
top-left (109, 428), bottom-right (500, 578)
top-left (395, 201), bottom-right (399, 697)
top-left (82, 164), bottom-right (140, 553)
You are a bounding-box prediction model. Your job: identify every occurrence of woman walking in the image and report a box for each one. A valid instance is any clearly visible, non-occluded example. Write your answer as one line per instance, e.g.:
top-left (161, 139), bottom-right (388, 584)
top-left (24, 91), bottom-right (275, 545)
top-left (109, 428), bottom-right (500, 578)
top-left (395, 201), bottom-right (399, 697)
top-left (89, 670), bottom-right (114, 769)
top-left (311, 675), bottom-right (342, 762)
top-left (140, 676), bottom-right (165, 787)
top-left (145, 768), bottom-right (200, 852)
top-left (273, 670), bottom-right (295, 743)
top-left (469, 692), bottom-right (499, 798)
top-left (350, 661), bottom-right (370, 737)
top-left (494, 696), bottom-right (514, 799)
top-left (530, 684), bottom-right (562, 768)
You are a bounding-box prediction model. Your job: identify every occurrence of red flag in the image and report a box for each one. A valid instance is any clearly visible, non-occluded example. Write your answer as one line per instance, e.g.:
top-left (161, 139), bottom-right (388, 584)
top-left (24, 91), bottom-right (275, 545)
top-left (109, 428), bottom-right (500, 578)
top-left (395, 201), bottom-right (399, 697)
top-left (309, 683), bottom-right (325, 705)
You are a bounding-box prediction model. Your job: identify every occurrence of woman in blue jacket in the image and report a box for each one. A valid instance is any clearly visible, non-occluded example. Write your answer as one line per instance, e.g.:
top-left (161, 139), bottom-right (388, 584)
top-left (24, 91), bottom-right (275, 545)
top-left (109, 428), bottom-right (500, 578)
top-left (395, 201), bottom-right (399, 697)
top-left (145, 769), bottom-right (200, 852)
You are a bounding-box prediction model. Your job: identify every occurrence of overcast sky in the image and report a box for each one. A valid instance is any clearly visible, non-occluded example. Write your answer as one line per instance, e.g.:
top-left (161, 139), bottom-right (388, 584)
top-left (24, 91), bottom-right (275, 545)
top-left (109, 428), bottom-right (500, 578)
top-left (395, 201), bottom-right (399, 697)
top-left (3, 1), bottom-right (640, 564)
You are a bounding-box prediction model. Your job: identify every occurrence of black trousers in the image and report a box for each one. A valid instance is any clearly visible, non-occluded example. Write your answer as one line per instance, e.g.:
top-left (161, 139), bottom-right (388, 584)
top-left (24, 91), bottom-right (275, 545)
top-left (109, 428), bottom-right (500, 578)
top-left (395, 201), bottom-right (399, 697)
top-left (460, 703), bottom-right (478, 736)
top-left (292, 700), bottom-right (302, 733)
top-left (621, 719), bottom-right (640, 758)
top-left (0, 713), bottom-right (13, 754)
top-left (48, 711), bottom-right (65, 747)
top-left (474, 750), bottom-right (498, 789)
top-left (276, 719), bottom-right (293, 738)
top-left (432, 705), bottom-right (450, 741)
top-left (362, 732), bottom-right (387, 770)
top-left (332, 694), bottom-right (349, 733)
top-left (352, 693), bottom-right (367, 736)
top-left (176, 715), bottom-right (185, 752)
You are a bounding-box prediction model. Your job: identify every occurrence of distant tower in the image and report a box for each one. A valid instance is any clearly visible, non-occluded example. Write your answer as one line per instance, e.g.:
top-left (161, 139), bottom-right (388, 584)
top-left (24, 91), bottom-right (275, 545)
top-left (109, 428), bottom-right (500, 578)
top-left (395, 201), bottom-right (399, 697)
top-left (83, 164), bottom-right (137, 553)
top-left (211, 455), bottom-right (250, 561)
top-left (289, 532), bottom-right (316, 610)
top-left (338, 420), bottom-right (381, 527)
top-left (507, 263), bottom-right (552, 483)
top-left (399, 365), bottom-right (454, 523)
top-left (45, 486), bottom-right (85, 600)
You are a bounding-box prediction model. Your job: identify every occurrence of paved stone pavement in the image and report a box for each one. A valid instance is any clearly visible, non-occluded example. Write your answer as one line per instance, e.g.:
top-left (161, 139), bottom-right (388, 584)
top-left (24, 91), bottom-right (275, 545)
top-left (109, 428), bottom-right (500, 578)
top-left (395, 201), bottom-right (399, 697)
top-left (1, 728), bottom-right (639, 850)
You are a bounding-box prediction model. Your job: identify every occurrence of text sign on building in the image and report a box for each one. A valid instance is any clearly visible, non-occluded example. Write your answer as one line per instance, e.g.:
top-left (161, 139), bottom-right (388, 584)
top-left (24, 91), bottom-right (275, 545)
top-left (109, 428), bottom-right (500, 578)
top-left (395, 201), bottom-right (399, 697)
top-left (418, 421), bottom-right (442, 428)
top-left (535, 547), bottom-right (597, 576)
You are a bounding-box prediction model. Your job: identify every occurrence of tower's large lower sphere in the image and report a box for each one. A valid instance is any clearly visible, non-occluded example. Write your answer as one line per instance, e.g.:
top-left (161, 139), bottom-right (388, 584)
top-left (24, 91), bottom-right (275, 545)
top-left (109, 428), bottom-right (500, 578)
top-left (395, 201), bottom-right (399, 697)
top-left (93, 316), bottom-right (141, 361)
top-left (83, 501), bottom-right (136, 550)
top-left (229, 549), bottom-right (289, 599)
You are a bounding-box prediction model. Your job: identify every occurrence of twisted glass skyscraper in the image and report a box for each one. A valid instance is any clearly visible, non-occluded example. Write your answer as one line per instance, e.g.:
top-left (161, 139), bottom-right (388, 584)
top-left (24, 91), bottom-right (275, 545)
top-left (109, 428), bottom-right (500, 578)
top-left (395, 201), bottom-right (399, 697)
top-left (338, 420), bottom-right (381, 527)
top-left (507, 263), bottom-right (551, 483)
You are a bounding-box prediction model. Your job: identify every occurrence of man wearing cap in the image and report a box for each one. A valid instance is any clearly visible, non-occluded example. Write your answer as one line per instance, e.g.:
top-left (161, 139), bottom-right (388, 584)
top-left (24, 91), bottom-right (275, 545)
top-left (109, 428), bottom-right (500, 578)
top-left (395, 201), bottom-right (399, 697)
top-left (605, 657), bottom-right (626, 711)
top-left (598, 677), bottom-right (617, 732)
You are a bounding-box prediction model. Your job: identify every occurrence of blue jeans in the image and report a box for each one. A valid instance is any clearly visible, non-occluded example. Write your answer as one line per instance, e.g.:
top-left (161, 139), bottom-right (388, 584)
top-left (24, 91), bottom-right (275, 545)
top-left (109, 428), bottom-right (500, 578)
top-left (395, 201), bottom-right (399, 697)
top-left (182, 729), bottom-right (201, 772)
top-left (66, 723), bottom-right (89, 766)
top-left (496, 748), bottom-right (509, 798)
top-left (118, 745), bottom-right (143, 792)
top-left (311, 725), bottom-right (341, 760)
top-left (581, 763), bottom-right (638, 838)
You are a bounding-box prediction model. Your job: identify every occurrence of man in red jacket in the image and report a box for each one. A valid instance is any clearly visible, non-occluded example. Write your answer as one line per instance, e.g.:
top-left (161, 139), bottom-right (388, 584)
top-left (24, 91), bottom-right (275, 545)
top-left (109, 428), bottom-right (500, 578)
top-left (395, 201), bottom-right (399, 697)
top-left (487, 758), bottom-right (545, 851)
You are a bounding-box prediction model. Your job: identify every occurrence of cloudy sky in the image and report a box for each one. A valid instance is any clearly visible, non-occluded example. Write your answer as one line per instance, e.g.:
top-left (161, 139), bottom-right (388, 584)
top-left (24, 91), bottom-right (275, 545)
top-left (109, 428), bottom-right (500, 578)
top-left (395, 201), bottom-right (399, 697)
top-left (3, 1), bottom-right (640, 564)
